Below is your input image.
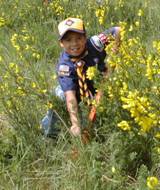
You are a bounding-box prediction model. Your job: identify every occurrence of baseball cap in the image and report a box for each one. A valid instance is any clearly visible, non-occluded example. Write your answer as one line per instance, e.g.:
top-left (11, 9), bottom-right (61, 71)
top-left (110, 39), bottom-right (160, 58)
top-left (58, 18), bottom-right (85, 40)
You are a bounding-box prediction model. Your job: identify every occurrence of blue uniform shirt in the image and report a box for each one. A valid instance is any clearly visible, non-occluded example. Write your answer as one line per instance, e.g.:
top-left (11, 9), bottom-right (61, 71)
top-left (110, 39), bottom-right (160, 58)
top-left (56, 27), bottom-right (118, 102)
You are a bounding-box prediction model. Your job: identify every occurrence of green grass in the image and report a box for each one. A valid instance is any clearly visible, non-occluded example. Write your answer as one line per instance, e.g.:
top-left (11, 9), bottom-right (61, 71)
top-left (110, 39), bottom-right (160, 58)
top-left (0, 0), bottom-right (160, 189)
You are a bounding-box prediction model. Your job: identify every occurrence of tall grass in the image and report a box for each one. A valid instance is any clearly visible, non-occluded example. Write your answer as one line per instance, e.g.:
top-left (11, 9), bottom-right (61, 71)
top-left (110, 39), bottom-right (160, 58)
top-left (0, 0), bottom-right (160, 189)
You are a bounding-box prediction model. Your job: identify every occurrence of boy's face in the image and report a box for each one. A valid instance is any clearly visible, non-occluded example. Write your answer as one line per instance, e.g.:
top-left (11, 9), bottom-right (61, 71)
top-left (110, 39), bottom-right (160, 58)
top-left (60, 31), bottom-right (87, 57)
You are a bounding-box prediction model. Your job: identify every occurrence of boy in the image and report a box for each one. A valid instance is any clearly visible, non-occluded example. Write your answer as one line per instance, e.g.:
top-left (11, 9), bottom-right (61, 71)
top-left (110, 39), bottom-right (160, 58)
top-left (56, 17), bottom-right (121, 137)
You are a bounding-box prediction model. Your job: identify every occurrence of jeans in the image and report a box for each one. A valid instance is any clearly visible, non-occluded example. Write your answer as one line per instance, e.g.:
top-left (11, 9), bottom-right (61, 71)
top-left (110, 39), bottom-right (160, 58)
top-left (41, 85), bottom-right (65, 137)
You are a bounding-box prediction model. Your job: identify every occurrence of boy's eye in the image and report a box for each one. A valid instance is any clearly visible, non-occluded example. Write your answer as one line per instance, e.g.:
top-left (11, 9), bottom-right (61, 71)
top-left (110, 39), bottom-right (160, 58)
top-left (65, 38), bottom-right (71, 41)
top-left (63, 34), bottom-right (84, 42)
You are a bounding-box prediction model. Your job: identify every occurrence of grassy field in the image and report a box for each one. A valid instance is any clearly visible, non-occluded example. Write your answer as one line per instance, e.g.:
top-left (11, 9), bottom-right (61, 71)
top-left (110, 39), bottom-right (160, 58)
top-left (0, 0), bottom-right (160, 189)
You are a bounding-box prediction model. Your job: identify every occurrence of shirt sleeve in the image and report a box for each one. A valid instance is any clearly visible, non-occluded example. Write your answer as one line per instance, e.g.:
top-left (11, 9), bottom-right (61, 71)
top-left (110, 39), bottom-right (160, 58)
top-left (87, 39), bottom-right (107, 73)
top-left (103, 27), bottom-right (120, 37)
top-left (56, 63), bottom-right (77, 92)
top-left (90, 27), bottom-right (119, 52)
top-left (58, 76), bottom-right (77, 92)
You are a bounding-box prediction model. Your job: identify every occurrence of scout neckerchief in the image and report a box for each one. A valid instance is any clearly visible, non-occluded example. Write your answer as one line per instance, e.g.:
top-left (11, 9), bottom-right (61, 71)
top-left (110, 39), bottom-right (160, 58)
top-left (70, 50), bottom-right (92, 105)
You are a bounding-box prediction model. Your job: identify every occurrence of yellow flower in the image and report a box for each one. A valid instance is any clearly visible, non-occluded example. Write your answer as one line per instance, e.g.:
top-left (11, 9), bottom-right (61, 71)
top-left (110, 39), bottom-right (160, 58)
top-left (6, 100), bottom-right (12, 108)
top-left (15, 65), bottom-right (19, 74)
top-left (108, 86), bottom-right (114, 99)
top-left (0, 17), bottom-right (5, 27)
top-left (153, 40), bottom-right (160, 54)
top-left (155, 132), bottom-right (160, 139)
top-left (117, 120), bottom-right (131, 131)
top-left (135, 21), bottom-right (140, 27)
top-left (95, 9), bottom-right (100, 17)
top-left (32, 52), bottom-right (37, 57)
top-left (118, 0), bottom-right (124, 7)
top-left (139, 116), bottom-right (154, 133)
top-left (111, 166), bottom-right (116, 173)
top-left (16, 76), bottom-right (24, 83)
top-left (32, 82), bottom-right (36, 88)
top-left (47, 101), bottom-right (53, 109)
top-left (52, 74), bottom-right (57, 80)
top-left (36, 53), bottom-right (40, 59)
top-left (86, 66), bottom-right (97, 80)
top-left (42, 89), bottom-right (47, 94)
top-left (129, 25), bottom-right (133, 32)
top-left (15, 45), bottom-right (20, 51)
top-left (32, 52), bottom-right (40, 59)
top-left (25, 44), bottom-right (30, 50)
top-left (147, 176), bottom-right (159, 189)
top-left (138, 9), bottom-right (144, 17)
top-left (95, 7), bottom-right (105, 25)
top-left (121, 91), bottom-right (157, 133)
top-left (157, 147), bottom-right (160, 154)
top-left (99, 17), bottom-right (104, 25)
top-left (17, 86), bottom-right (25, 96)
top-left (91, 99), bottom-right (97, 107)
top-left (120, 26), bottom-right (126, 40)
top-left (22, 36), bottom-right (30, 41)
top-left (9, 62), bottom-right (16, 69)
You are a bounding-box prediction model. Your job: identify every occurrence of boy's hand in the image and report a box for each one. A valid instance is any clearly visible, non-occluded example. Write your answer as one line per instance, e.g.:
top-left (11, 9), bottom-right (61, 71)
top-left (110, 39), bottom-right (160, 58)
top-left (70, 125), bottom-right (81, 137)
top-left (112, 46), bottom-right (119, 54)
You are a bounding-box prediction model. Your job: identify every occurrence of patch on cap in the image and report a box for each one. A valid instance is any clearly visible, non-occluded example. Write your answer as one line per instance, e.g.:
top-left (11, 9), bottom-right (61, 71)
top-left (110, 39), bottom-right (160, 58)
top-left (65, 19), bottom-right (74, 26)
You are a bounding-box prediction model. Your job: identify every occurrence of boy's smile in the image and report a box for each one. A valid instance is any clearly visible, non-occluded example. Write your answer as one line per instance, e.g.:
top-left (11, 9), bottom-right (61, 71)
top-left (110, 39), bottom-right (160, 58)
top-left (60, 31), bottom-right (87, 57)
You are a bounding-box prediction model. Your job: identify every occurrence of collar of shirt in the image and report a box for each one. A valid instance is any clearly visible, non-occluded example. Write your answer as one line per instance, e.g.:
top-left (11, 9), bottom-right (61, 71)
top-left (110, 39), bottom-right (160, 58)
top-left (61, 49), bottom-right (88, 63)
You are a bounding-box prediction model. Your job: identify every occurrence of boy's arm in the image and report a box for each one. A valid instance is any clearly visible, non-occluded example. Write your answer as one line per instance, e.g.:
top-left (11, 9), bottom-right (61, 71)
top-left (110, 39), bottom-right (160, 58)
top-left (108, 27), bottom-right (121, 53)
top-left (90, 26), bottom-right (121, 53)
top-left (65, 90), bottom-right (81, 137)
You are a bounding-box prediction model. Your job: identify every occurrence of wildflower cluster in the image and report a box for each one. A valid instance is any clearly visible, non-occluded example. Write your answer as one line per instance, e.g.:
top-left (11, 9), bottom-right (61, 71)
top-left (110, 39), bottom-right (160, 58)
top-left (121, 90), bottom-right (158, 133)
top-left (10, 28), bottom-right (40, 60)
top-left (153, 40), bottom-right (160, 55)
top-left (49, 1), bottom-right (64, 17)
top-left (95, 6), bottom-right (106, 25)
top-left (86, 66), bottom-right (97, 80)
top-left (0, 17), bottom-right (5, 27)
top-left (0, 1), bottom-right (160, 189)
top-left (118, 0), bottom-right (124, 8)
top-left (145, 54), bottom-right (160, 80)
top-left (117, 120), bottom-right (131, 131)
top-left (137, 9), bottom-right (144, 17)
top-left (147, 176), bottom-right (159, 190)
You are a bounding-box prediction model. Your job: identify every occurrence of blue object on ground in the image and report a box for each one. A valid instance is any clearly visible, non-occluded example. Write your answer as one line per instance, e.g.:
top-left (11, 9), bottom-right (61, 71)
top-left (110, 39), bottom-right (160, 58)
top-left (41, 85), bottom-right (65, 138)
top-left (41, 109), bottom-right (60, 138)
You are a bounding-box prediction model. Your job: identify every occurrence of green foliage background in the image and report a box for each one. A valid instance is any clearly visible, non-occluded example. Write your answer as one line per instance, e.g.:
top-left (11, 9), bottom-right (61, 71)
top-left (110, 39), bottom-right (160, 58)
top-left (0, 0), bottom-right (160, 189)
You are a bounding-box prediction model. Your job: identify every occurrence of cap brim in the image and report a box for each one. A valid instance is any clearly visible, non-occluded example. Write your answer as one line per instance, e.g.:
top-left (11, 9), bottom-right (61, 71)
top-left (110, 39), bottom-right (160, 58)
top-left (59, 28), bottom-right (85, 40)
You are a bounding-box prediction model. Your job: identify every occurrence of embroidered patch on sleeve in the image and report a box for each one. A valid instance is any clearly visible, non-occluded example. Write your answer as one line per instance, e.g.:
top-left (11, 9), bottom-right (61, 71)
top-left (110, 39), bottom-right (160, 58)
top-left (58, 65), bottom-right (70, 76)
